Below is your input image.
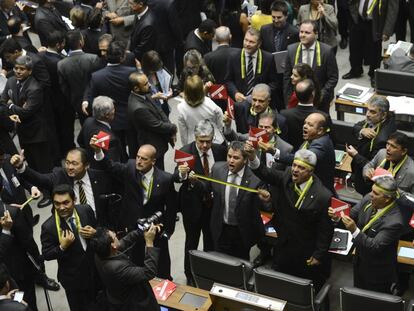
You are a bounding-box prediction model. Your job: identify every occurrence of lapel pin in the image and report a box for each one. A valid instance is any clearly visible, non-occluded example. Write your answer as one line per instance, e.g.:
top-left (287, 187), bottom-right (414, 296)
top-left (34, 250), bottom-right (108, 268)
top-left (156, 184), bottom-right (160, 188)
top-left (310, 195), bottom-right (314, 199)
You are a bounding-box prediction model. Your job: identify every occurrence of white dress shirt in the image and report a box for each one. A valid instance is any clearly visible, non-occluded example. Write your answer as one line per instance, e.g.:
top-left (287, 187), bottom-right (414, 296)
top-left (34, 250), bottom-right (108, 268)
top-left (301, 41), bottom-right (316, 67)
top-left (74, 173), bottom-right (96, 214)
top-left (244, 50), bottom-right (258, 76)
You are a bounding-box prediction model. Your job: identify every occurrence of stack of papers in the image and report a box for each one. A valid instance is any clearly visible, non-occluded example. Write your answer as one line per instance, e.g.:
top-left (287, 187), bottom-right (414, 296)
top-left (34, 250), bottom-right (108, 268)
top-left (387, 96), bottom-right (414, 116)
top-left (338, 83), bottom-right (374, 103)
top-left (386, 41), bottom-right (413, 56)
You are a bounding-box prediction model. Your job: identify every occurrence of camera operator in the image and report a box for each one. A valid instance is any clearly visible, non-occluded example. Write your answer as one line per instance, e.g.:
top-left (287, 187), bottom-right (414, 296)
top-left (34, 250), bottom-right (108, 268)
top-left (91, 224), bottom-right (161, 311)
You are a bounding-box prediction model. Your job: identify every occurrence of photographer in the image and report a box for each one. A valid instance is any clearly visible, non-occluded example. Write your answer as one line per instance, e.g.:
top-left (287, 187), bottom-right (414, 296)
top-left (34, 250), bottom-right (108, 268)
top-left (91, 224), bottom-right (161, 311)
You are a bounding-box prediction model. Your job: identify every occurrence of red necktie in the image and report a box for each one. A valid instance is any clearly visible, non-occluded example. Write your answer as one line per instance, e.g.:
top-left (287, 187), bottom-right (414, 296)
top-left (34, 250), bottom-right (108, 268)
top-left (202, 153), bottom-right (209, 176)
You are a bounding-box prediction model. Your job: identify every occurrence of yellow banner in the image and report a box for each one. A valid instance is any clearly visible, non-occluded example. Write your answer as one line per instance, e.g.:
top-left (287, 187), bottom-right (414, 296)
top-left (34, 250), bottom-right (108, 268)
top-left (193, 173), bottom-right (259, 193)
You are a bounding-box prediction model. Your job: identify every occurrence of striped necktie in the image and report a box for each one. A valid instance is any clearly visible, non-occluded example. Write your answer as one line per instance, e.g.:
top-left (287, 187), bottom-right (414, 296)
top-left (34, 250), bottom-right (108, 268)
top-left (77, 180), bottom-right (87, 205)
top-left (246, 55), bottom-right (255, 96)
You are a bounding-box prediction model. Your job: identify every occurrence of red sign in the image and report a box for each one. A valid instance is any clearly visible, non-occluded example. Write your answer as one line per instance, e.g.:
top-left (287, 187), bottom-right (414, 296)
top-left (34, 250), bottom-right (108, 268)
top-left (248, 126), bottom-right (269, 148)
top-left (152, 279), bottom-right (176, 301)
top-left (209, 84), bottom-right (228, 100)
top-left (174, 149), bottom-right (195, 169)
top-left (94, 131), bottom-right (111, 150)
top-left (331, 197), bottom-right (350, 218)
top-left (226, 97), bottom-right (235, 119)
top-left (371, 167), bottom-right (393, 181)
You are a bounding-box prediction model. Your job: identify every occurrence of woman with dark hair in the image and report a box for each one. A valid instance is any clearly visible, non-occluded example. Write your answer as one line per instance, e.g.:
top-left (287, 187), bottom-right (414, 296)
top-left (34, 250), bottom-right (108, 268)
top-left (287, 63), bottom-right (321, 108)
top-left (81, 8), bottom-right (104, 55)
top-left (141, 50), bottom-right (173, 115)
top-left (218, 0), bottom-right (248, 48)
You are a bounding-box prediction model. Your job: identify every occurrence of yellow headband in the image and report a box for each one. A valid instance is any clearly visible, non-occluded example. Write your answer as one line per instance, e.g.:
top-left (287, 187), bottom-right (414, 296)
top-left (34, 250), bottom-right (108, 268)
top-left (293, 159), bottom-right (315, 170)
top-left (373, 184), bottom-right (398, 197)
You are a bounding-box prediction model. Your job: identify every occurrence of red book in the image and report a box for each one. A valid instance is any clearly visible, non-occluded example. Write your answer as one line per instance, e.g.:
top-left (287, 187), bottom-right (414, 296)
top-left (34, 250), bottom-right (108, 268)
top-left (152, 279), bottom-right (176, 301)
top-left (94, 131), bottom-right (111, 150)
top-left (226, 97), bottom-right (235, 119)
top-left (331, 197), bottom-right (350, 218)
top-left (174, 150), bottom-right (195, 169)
top-left (209, 84), bottom-right (228, 100)
top-left (248, 126), bottom-right (269, 148)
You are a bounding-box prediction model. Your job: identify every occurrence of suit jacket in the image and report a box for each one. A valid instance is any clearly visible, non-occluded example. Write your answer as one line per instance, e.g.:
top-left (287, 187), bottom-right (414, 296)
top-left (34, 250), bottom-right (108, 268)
top-left (34, 5), bottom-right (69, 46)
top-left (105, 0), bottom-right (134, 43)
top-left (260, 23), bottom-right (299, 53)
top-left (57, 51), bottom-right (101, 114)
top-left (14, 36), bottom-right (38, 54)
top-left (0, 6), bottom-right (28, 45)
top-left (41, 204), bottom-right (96, 289)
top-left (284, 41), bottom-right (338, 109)
top-left (173, 142), bottom-right (227, 223)
top-left (252, 165), bottom-right (333, 267)
top-left (204, 45), bottom-right (239, 83)
top-left (128, 92), bottom-right (176, 158)
top-left (349, 0), bottom-right (399, 40)
top-left (0, 231), bottom-right (13, 262)
top-left (280, 105), bottom-right (319, 150)
top-left (130, 10), bottom-right (157, 61)
top-left (363, 149), bottom-right (414, 194)
top-left (77, 117), bottom-right (123, 167)
top-left (0, 299), bottom-right (30, 311)
top-left (81, 28), bottom-right (105, 55)
top-left (94, 231), bottom-right (160, 311)
top-left (87, 64), bottom-right (135, 131)
top-left (19, 166), bottom-right (113, 226)
top-left (208, 162), bottom-right (265, 249)
top-left (184, 30), bottom-right (211, 56)
top-left (0, 76), bottom-right (48, 144)
top-left (384, 49), bottom-right (414, 73)
top-left (148, 0), bottom-right (183, 52)
top-left (225, 48), bottom-right (277, 99)
top-left (351, 194), bottom-right (404, 285)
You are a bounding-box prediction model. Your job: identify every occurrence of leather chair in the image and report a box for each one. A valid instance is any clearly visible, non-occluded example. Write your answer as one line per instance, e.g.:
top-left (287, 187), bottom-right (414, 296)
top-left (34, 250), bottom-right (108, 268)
top-left (189, 250), bottom-right (254, 291)
top-left (331, 119), bottom-right (359, 151)
top-left (340, 286), bottom-right (405, 311)
top-left (375, 69), bottom-right (414, 98)
top-left (253, 267), bottom-right (330, 311)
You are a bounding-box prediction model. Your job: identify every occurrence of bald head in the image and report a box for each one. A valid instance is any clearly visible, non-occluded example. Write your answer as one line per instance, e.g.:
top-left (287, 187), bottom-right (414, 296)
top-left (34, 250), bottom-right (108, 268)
top-left (295, 79), bottom-right (314, 104)
top-left (215, 26), bottom-right (231, 44)
top-left (303, 112), bottom-right (327, 141)
top-left (135, 144), bottom-right (157, 173)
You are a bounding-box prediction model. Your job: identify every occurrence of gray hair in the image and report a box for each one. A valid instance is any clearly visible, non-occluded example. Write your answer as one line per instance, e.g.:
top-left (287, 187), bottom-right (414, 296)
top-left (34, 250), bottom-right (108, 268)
top-left (294, 149), bottom-right (317, 168)
top-left (98, 33), bottom-right (113, 44)
top-left (252, 83), bottom-right (271, 100)
top-left (245, 27), bottom-right (261, 43)
top-left (369, 96), bottom-right (390, 113)
top-left (15, 55), bottom-right (33, 70)
top-left (183, 49), bottom-right (203, 67)
top-left (92, 96), bottom-right (114, 120)
top-left (215, 26), bottom-right (231, 43)
top-left (194, 120), bottom-right (215, 138)
top-left (374, 176), bottom-right (398, 198)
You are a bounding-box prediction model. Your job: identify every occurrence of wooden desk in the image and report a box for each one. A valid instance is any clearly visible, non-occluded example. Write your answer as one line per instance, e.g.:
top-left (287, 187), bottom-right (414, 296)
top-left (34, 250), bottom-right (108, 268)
top-left (398, 240), bottom-right (414, 265)
top-left (335, 97), bottom-right (368, 121)
top-left (335, 153), bottom-right (352, 173)
top-left (150, 279), bottom-right (212, 310)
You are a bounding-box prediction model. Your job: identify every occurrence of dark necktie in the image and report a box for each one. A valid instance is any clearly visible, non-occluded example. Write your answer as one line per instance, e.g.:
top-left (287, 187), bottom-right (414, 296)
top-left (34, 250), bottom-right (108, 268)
top-left (202, 153), bottom-right (209, 176)
top-left (362, 0), bottom-right (370, 19)
top-left (226, 173), bottom-right (238, 225)
top-left (77, 180), bottom-right (87, 205)
top-left (68, 217), bottom-right (77, 233)
top-left (16, 81), bottom-right (23, 97)
top-left (274, 30), bottom-right (282, 52)
top-left (246, 55), bottom-right (255, 96)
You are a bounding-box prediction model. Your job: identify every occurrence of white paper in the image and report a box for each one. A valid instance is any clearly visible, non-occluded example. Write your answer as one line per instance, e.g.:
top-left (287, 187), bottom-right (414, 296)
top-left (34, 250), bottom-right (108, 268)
top-left (398, 247), bottom-right (414, 259)
top-left (156, 69), bottom-right (172, 96)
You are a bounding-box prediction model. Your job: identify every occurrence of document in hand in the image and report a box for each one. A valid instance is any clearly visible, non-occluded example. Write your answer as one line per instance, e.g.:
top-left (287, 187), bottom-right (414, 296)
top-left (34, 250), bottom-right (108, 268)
top-left (174, 150), bottom-right (195, 169)
top-left (153, 279), bottom-right (177, 301)
top-left (248, 127), bottom-right (269, 148)
top-left (209, 84), bottom-right (228, 100)
top-left (94, 131), bottom-right (111, 150)
top-left (331, 197), bottom-right (350, 218)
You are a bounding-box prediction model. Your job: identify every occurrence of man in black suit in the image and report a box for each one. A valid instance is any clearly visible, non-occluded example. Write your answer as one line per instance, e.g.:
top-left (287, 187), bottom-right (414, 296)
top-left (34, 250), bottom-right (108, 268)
top-left (34, 0), bottom-right (69, 46)
top-left (184, 18), bottom-right (215, 56)
top-left (128, 72), bottom-right (177, 169)
top-left (175, 120), bottom-right (227, 285)
top-left (284, 20), bottom-right (338, 112)
top-left (129, 0), bottom-right (157, 61)
top-left (58, 30), bottom-right (101, 129)
top-left (147, 0), bottom-right (183, 74)
top-left (10, 148), bottom-right (114, 228)
top-left (281, 79), bottom-right (320, 150)
top-left (78, 96), bottom-right (122, 168)
top-left (6, 16), bottom-right (37, 54)
top-left (248, 148), bottom-right (333, 292)
top-left (91, 226), bottom-right (160, 311)
top-left (41, 184), bottom-right (97, 311)
top-left (0, 0), bottom-right (28, 46)
top-left (194, 141), bottom-right (266, 260)
top-left (0, 56), bottom-right (53, 175)
top-left (92, 142), bottom-right (177, 279)
top-left (225, 28), bottom-right (277, 108)
top-left (83, 41), bottom-right (136, 161)
top-left (330, 176), bottom-right (404, 293)
top-left (0, 263), bottom-right (31, 311)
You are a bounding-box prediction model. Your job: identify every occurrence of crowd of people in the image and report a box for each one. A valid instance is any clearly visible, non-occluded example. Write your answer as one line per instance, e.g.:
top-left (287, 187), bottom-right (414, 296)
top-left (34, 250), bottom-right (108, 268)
top-left (0, 0), bottom-right (413, 310)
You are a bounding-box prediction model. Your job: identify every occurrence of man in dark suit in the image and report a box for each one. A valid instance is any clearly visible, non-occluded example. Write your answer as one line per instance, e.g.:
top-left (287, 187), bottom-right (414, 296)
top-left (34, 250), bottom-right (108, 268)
top-left (83, 41), bottom-right (136, 161)
top-left (248, 147), bottom-right (333, 292)
top-left (194, 141), bottom-right (266, 260)
top-left (184, 18), bottom-right (215, 56)
top-left (225, 28), bottom-right (277, 108)
top-left (128, 72), bottom-right (177, 169)
top-left (10, 148), bottom-right (114, 228)
top-left (343, 0), bottom-right (399, 86)
top-left (175, 120), bottom-right (227, 285)
top-left (91, 226), bottom-right (160, 311)
top-left (0, 55), bottom-right (53, 175)
top-left (41, 184), bottom-right (97, 311)
top-left (92, 142), bottom-right (177, 279)
top-left (284, 20), bottom-right (338, 112)
top-left (330, 176), bottom-right (404, 293)
top-left (0, 263), bottom-right (31, 311)
top-left (129, 0), bottom-right (157, 61)
top-left (34, 0), bottom-right (69, 46)
top-left (147, 0), bottom-right (183, 74)
top-left (6, 16), bottom-right (37, 54)
top-left (78, 96), bottom-right (122, 168)
top-left (58, 30), bottom-right (101, 128)
top-left (281, 79), bottom-right (320, 150)
top-left (0, 0), bottom-right (28, 46)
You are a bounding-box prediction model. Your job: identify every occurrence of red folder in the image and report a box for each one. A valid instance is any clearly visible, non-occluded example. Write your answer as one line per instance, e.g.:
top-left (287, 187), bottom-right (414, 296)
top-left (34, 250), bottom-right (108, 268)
top-left (226, 97), bottom-right (235, 119)
top-left (331, 197), bottom-right (350, 218)
top-left (174, 150), bottom-right (195, 169)
top-left (152, 279), bottom-right (176, 301)
top-left (248, 126), bottom-right (269, 148)
top-left (209, 84), bottom-right (228, 100)
top-left (94, 131), bottom-right (111, 150)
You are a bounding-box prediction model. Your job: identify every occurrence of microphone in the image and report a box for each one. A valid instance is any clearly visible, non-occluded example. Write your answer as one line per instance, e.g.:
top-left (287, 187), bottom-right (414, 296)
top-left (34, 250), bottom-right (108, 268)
top-left (99, 193), bottom-right (122, 200)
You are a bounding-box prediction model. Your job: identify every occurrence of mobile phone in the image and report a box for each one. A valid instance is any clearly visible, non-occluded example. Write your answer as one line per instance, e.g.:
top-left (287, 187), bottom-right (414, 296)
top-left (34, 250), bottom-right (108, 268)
top-left (13, 291), bottom-right (24, 303)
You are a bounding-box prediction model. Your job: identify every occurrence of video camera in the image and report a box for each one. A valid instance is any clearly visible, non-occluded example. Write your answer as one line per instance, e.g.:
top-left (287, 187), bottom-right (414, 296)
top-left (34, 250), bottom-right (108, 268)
top-left (137, 211), bottom-right (168, 239)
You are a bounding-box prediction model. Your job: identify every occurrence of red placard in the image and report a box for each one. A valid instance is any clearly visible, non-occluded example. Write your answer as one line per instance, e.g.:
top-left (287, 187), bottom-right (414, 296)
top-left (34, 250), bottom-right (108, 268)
top-left (248, 126), bottom-right (269, 148)
top-left (331, 197), bottom-right (350, 218)
top-left (94, 131), bottom-right (111, 150)
top-left (174, 150), bottom-right (195, 169)
top-left (152, 279), bottom-right (176, 301)
top-left (371, 167), bottom-right (393, 181)
top-left (226, 97), bottom-right (235, 119)
top-left (209, 84), bottom-right (228, 100)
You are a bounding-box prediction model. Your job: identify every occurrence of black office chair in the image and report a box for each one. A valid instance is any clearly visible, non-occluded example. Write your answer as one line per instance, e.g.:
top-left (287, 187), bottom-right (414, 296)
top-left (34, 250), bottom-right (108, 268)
top-left (253, 267), bottom-right (330, 311)
top-left (340, 286), bottom-right (405, 311)
top-left (331, 119), bottom-right (359, 151)
top-left (375, 69), bottom-right (414, 97)
top-left (189, 250), bottom-right (254, 291)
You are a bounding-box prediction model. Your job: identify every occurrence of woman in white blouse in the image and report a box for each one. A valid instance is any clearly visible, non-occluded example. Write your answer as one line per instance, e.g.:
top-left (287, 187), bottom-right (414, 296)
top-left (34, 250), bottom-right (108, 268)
top-left (177, 75), bottom-right (224, 145)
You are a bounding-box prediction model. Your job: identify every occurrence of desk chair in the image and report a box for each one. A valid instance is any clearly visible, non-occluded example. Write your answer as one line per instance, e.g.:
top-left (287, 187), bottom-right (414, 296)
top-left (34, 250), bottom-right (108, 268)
top-left (189, 250), bottom-right (254, 291)
top-left (331, 119), bottom-right (359, 151)
top-left (254, 267), bottom-right (330, 311)
top-left (340, 286), bottom-right (405, 311)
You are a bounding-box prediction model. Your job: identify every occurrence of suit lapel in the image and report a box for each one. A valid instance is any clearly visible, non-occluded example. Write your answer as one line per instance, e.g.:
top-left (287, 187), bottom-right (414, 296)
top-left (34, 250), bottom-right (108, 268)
top-left (191, 143), bottom-right (204, 174)
top-left (236, 167), bottom-right (251, 206)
